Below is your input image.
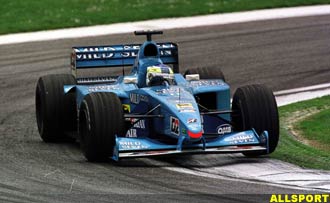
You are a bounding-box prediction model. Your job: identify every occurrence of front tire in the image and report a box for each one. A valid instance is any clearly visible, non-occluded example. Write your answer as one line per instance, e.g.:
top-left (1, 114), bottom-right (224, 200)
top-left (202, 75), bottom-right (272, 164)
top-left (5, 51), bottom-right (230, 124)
top-left (232, 84), bottom-right (279, 156)
top-left (35, 74), bottom-right (76, 142)
top-left (79, 92), bottom-right (125, 162)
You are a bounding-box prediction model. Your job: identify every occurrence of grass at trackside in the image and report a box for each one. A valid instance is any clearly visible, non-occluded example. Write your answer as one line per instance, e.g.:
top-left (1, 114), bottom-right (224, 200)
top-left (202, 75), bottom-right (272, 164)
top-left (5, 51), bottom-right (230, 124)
top-left (271, 95), bottom-right (330, 170)
top-left (1, 0), bottom-right (330, 35)
top-left (297, 108), bottom-right (330, 148)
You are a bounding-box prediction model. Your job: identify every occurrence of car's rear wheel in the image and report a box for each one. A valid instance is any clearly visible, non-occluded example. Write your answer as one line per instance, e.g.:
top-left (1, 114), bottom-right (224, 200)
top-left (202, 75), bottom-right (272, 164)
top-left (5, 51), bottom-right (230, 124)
top-left (184, 67), bottom-right (225, 81)
top-left (79, 92), bottom-right (125, 162)
top-left (231, 84), bottom-right (279, 156)
top-left (35, 74), bottom-right (76, 142)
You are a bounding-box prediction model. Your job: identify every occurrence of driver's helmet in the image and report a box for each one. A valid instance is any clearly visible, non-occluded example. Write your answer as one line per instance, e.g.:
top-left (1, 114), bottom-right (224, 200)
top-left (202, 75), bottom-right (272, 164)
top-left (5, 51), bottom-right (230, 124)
top-left (146, 64), bottom-right (174, 86)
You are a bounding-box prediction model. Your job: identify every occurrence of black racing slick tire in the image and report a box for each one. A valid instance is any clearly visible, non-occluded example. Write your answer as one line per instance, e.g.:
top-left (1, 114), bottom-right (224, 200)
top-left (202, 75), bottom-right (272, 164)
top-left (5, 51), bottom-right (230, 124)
top-left (231, 84), bottom-right (279, 156)
top-left (35, 74), bottom-right (76, 142)
top-left (184, 67), bottom-right (225, 81)
top-left (79, 92), bottom-right (125, 162)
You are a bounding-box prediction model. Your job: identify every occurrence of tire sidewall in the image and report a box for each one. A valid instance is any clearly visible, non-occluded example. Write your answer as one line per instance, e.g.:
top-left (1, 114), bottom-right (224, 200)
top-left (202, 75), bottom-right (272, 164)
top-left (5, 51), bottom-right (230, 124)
top-left (232, 85), bottom-right (279, 155)
top-left (79, 99), bottom-right (94, 159)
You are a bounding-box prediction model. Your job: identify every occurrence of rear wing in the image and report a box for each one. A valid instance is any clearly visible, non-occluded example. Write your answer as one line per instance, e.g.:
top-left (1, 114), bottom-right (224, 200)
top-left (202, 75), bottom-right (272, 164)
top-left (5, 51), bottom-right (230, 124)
top-left (71, 43), bottom-right (179, 83)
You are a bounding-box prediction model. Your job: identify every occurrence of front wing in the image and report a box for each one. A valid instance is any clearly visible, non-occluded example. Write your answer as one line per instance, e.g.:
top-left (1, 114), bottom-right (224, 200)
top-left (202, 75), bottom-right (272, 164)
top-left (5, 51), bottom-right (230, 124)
top-left (112, 129), bottom-right (269, 161)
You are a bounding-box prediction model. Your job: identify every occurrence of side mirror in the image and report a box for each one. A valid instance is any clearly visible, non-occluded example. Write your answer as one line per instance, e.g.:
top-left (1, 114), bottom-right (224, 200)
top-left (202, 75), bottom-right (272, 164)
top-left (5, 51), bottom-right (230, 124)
top-left (123, 76), bottom-right (138, 84)
top-left (185, 74), bottom-right (200, 81)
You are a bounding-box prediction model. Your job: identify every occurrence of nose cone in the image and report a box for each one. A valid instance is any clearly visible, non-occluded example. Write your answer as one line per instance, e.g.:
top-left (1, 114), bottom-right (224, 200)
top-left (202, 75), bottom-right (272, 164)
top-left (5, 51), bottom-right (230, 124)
top-left (188, 130), bottom-right (203, 139)
top-left (185, 122), bottom-right (203, 140)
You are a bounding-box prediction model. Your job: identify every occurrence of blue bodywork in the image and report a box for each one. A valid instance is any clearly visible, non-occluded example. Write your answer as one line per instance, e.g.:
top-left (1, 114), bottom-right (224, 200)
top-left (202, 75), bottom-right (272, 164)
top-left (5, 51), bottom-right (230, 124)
top-left (66, 35), bottom-right (269, 160)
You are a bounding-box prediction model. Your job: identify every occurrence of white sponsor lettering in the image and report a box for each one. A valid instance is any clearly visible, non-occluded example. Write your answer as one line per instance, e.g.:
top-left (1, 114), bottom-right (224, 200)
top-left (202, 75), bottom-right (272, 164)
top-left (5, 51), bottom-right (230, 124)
top-left (124, 45), bottom-right (140, 50)
top-left (88, 85), bottom-right (119, 92)
top-left (157, 44), bottom-right (174, 48)
top-left (225, 134), bottom-right (255, 144)
top-left (126, 129), bottom-right (137, 138)
top-left (217, 124), bottom-right (232, 135)
top-left (74, 47), bottom-right (116, 52)
top-left (129, 94), bottom-right (148, 104)
top-left (75, 47), bottom-right (116, 60)
top-left (121, 51), bottom-right (138, 57)
top-left (130, 93), bottom-right (140, 104)
top-left (139, 95), bottom-right (149, 102)
top-left (159, 50), bottom-right (172, 56)
top-left (231, 134), bottom-right (254, 142)
top-left (130, 119), bottom-right (146, 129)
top-left (76, 52), bottom-right (114, 60)
top-left (119, 141), bottom-right (148, 149)
top-left (187, 118), bottom-right (197, 124)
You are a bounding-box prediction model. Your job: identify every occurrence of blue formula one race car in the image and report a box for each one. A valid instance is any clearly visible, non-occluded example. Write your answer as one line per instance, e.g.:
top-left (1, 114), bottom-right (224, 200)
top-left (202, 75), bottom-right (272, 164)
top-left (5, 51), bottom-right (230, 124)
top-left (35, 30), bottom-right (279, 162)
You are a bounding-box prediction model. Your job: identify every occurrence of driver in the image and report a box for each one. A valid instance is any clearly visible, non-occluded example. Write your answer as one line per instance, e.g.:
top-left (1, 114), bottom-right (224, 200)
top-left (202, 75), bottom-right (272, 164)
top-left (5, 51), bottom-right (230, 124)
top-left (146, 64), bottom-right (174, 86)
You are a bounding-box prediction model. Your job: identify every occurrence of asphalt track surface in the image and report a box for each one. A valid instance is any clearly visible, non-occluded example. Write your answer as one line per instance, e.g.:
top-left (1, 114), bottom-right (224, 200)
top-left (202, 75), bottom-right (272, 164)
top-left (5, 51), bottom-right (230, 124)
top-left (0, 15), bottom-right (329, 202)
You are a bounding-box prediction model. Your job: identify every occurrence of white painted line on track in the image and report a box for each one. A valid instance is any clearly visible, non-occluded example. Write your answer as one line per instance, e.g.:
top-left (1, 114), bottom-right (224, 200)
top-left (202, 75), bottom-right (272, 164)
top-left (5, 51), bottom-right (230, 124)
top-left (146, 158), bottom-right (320, 192)
top-left (276, 88), bottom-right (330, 106)
top-left (160, 158), bottom-right (330, 192)
top-left (275, 82), bottom-right (330, 106)
top-left (1, 5), bottom-right (330, 45)
top-left (275, 83), bottom-right (330, 96)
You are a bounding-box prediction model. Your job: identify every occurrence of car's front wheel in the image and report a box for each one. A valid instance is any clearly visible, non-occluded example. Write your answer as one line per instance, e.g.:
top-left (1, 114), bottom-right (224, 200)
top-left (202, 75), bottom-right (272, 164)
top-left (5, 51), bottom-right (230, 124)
top-left (79, 92), bottom-right (125, 162)
top-left (231, 84), bottom-right (279, 156)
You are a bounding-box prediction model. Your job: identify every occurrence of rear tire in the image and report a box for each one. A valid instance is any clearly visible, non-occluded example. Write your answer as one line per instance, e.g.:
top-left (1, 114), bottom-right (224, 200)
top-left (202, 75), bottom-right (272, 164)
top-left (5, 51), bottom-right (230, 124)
top-left (184, 67), bottom-right (225, 81)
top-left (35, 74), bottom-right (76, 142)
top-left (231, 84), bottom-right (279, 156)
top-left (79, 92), bottom-right (125, 162)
